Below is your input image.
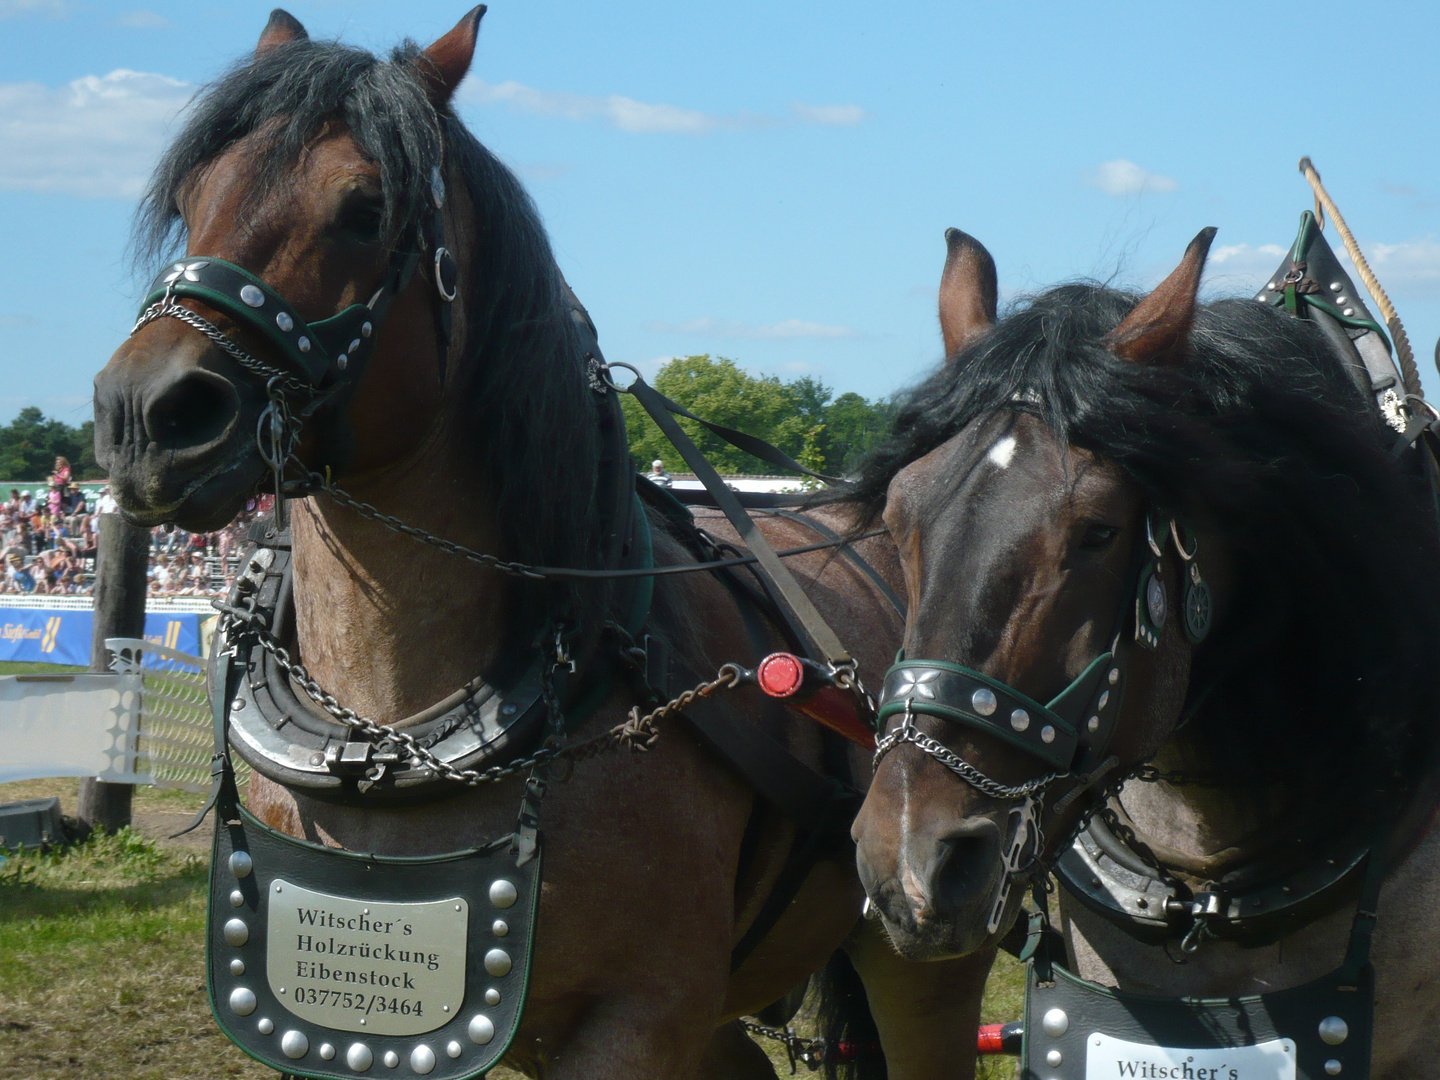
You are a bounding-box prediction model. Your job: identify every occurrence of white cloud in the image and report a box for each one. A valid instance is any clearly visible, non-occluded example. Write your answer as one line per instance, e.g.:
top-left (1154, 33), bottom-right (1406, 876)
top-left (652, 316), bottom-right (860, 340)
top-left (471, 79), bottom-right (735, 134)
top-left (1089, 159), bottom-right (1178, 196)
top-left (791, 102), bottom-right (864, 126)
top-left (1210, 243), bottom-right (1286, 265)
top-left (1358, 240), bottom-right (1440, 296)
top-left (513, 161), bottom-right (571, 182)
top-left (0, 69), bottom-right (192, 198)
top-left (113, 10), bottom-right (169, 28)
top-left (1202, 242), bottom-right (1287, 293)
top-left (0, 0), bottom-right (66, 18)
top-left (468, 80), bottom-right (862, 135)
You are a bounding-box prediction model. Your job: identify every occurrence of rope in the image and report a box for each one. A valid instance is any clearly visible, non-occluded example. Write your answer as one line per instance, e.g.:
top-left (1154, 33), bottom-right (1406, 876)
top-left (1298, 156), bottom-right (1421, 395)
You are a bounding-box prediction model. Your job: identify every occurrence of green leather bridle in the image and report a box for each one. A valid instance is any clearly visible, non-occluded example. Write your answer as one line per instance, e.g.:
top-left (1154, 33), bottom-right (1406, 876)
top-left (132, 165), bottom-right (458, 419)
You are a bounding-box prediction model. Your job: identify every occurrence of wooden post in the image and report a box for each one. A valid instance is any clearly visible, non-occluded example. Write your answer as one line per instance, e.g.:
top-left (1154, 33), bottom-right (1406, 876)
top-left (77, 512), bottom-right (150, 834)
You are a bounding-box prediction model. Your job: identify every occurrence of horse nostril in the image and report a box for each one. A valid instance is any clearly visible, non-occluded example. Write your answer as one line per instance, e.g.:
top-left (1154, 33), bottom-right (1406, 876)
top-left (142, 370), bottom-right (240, 452)
top-left (930, 822), bottom-right (1001, 916)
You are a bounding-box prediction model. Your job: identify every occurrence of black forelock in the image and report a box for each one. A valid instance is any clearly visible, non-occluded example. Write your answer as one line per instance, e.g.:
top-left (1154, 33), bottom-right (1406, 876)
top-left (134, 38), bottom-right (443, 267)
top-left (848, 283), bottom-right (1440, 808)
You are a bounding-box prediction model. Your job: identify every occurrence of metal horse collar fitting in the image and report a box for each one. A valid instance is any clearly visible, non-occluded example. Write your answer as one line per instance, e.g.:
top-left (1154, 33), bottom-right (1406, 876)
top-left (215, 539), bottom-right (561, 798)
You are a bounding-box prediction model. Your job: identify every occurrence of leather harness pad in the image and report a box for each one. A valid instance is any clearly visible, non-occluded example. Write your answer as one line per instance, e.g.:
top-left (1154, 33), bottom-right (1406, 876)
top-left (1022, 959), bottom-right (1374, 1080)
top-left (209, 788), bottom-right (539, 1080)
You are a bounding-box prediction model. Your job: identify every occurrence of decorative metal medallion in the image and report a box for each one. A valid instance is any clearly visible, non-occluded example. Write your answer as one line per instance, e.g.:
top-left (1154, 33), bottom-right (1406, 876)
top-left (1145, 573), bottom-right (1167, 628)
top-left (209, 798), bottom-right (540, 1080)
top-left (1183, 563), bottom-right (1213, 644)
top-left (1135, 565), bottom-right (1166, 650)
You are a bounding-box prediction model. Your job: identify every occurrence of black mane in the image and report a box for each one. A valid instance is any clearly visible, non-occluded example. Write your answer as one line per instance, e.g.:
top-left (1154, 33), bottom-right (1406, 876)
top-left (134, 37), bottom-right (611, 633)
top-left (850, 284), bottom-right (1440, 809)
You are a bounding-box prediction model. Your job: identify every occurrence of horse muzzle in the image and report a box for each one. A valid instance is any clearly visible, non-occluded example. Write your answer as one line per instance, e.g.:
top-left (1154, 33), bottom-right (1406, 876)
top-left (94, 331), bottom-right (267, 532)
top-left (853, 801), bottom-right (1008, 960)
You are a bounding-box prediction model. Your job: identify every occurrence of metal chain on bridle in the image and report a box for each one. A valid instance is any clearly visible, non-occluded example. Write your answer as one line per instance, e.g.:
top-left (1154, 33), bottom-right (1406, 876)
top-left (872, 699), bottom-right (1064, 801)
top-left (218, 594), bottom-right (745, 786)
top-left (133, 287), bottom-right (313, 399)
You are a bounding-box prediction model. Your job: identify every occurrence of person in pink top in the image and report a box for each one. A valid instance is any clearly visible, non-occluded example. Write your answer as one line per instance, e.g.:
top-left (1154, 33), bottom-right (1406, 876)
top-left (47, 457), bottom-right (71, 518)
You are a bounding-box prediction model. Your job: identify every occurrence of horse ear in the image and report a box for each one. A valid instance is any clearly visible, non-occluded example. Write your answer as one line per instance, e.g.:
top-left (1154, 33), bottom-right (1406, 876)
top-left (256, 9), bottom-right (308, 56)
top-left (938, 228), bottom-right (998, 360)
top-left (1105, 227), bottom-right (1217, 365)
top-left (418, 5), bottom-right (488, 107)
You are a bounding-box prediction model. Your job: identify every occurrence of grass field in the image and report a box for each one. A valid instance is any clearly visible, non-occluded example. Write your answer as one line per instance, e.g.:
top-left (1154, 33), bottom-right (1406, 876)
top-left (0, 659), bottom-right (1025, 1079)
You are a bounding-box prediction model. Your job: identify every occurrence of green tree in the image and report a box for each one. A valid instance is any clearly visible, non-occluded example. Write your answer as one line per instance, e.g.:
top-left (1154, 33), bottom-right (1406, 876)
top-left (824, 391), bottom-right (896, 474)
top-left (622, 355), bottom-right (804, 474)
top-left (622, 355), bottom-right (896, 478)
top-left (0, 407), bottom-right (102, 480)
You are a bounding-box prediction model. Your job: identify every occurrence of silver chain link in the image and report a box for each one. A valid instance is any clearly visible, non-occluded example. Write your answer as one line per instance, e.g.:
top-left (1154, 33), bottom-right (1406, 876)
top-left (303, 470), bottom-right (553, 580)
top-left (221, 611), bottom-right (746, 787)
top-left (133, 296), bottom-right (313, 399)
top-left (227, 615), bottom-right (563, 785)
top-left (873, 702), bottom-right (1064, 800)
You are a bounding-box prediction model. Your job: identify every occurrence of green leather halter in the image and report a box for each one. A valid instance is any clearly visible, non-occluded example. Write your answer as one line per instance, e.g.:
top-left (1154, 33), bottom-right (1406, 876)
top-left (133, 165), bottom-right (457, 406)
top-left (136, 252), bottom-right (417, 390)
top-left (875, 510), bottom-right (1209, 786)
top-left (878, 651), bottom-right (1119, 773)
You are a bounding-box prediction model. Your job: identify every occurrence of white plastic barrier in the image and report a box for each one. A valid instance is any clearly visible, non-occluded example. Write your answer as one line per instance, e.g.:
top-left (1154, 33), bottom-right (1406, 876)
top-left (0, 670), bottom-right (144, 785)
top-left (0, 638), bottom-right (245, 792)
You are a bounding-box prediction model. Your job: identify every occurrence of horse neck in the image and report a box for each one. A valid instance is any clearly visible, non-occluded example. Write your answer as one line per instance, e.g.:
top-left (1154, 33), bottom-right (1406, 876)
top-left (1114, 729), bottom-right (1321, 875)
top-left (289, 433), bottom-right (512, 726)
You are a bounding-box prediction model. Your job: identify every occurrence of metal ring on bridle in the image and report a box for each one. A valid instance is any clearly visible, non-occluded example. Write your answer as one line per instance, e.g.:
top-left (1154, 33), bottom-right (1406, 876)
top-left (598, 361), bottom-right (641, 393)
top-left (433, 246), bottom-right (458, 302)
top-left (1168, 520), bottom-right (1198, 562)
top-left (1145, 514), bottom-right (1166, 558)
top-left (1405, 394), bottom-right (1440, 423)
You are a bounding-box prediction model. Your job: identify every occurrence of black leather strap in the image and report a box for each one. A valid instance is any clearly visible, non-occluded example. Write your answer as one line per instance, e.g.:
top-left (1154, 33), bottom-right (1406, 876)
top-left (773, 510), bottom-right (907, 619)
top-left (628, 376), bottom-right (852, 668)
top-left (634, 385), bottom-right (837, 483)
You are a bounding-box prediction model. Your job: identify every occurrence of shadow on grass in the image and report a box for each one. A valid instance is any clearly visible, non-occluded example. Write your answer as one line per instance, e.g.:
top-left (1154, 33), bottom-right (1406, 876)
top-left (0, 862), bottom-right (207, 927)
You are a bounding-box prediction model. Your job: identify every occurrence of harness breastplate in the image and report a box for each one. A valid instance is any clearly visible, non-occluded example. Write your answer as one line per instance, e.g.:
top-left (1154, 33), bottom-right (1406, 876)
top-left (217, 532), bottom-right (551, 801)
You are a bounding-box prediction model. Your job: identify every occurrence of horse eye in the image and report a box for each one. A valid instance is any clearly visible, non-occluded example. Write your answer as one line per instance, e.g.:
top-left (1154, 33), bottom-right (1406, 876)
top-left (1079, 524), bottom-right (1120, 550)
top-left (336, 196), bottom-right (384, 241)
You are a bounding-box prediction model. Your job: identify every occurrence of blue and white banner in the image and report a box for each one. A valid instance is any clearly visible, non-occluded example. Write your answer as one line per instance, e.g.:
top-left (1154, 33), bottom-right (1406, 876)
top-left (0, 608), bottom-right (206, 665)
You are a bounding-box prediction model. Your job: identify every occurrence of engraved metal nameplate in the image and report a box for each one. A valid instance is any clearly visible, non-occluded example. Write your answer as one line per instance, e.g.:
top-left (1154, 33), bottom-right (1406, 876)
top-left (265, 879), bottom-right (467, 1036)
top-left (1085, 1033), bottom-right (1297, 1080)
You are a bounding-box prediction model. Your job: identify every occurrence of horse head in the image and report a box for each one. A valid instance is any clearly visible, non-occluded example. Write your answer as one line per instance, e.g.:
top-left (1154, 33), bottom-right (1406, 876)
top-left (855, 223), bottom-right (1405, 959)
top-left (855, 218), bottom-right (1440, 962)
top-left (93, 8), bottom-right (485, 533)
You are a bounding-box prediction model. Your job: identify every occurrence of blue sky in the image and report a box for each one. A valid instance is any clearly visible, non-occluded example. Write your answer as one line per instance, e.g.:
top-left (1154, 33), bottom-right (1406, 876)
top-left (3, 0), bottom-right (1439, 427)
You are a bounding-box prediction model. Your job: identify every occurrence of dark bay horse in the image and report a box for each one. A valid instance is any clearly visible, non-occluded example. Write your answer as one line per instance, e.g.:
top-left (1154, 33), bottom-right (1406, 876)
top-left (846, 226), bottom-right (1440, 1074)
top-left (92, 9), bottom-right (993, 1079)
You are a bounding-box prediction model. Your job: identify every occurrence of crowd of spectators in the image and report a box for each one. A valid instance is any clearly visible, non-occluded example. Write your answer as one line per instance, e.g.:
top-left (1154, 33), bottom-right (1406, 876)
top-left (0, 457), bottom-right (269, 598)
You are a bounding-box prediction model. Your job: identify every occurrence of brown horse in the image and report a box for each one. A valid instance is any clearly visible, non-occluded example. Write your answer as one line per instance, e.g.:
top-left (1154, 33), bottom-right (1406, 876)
top-left (93, 10), bottom-right (993, 1079)
top-left (845, 226), bottom-right (1440, 1075)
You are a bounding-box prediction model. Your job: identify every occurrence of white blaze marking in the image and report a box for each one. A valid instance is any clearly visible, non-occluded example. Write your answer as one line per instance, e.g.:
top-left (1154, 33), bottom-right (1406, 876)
top-left (987, 435), bottom-right (1017, 469)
